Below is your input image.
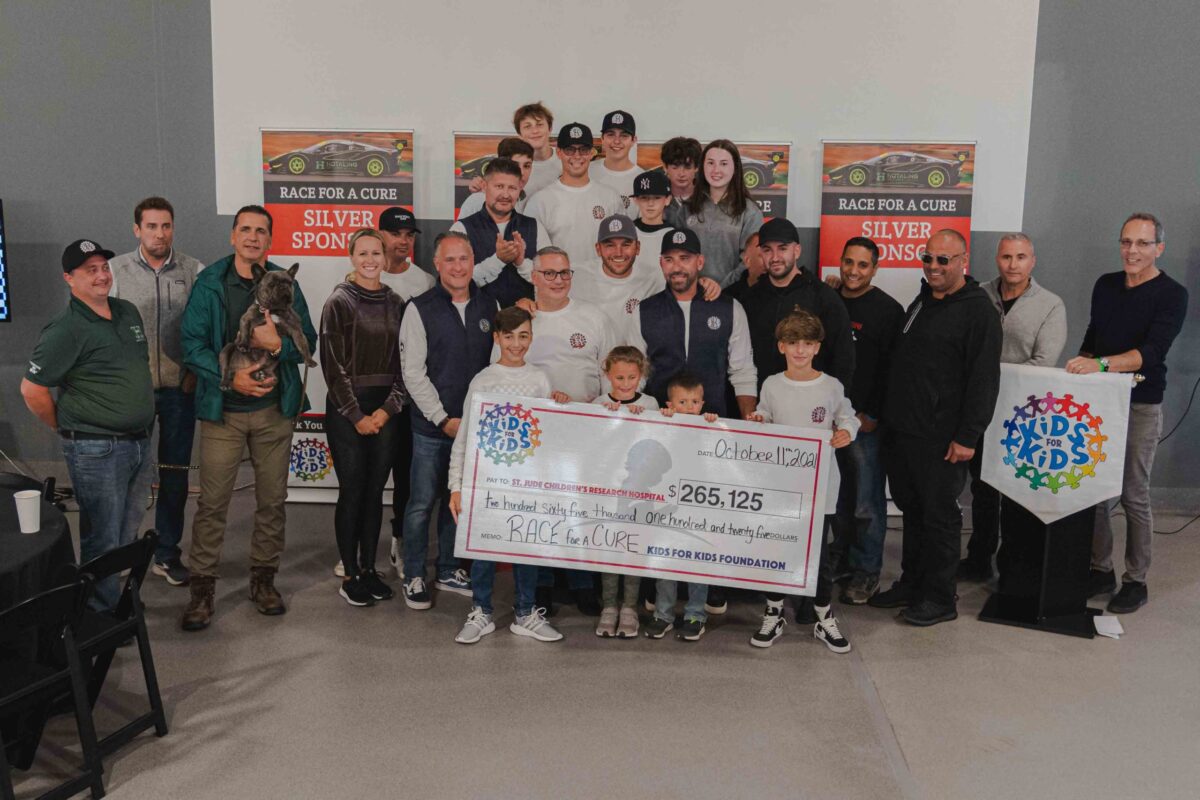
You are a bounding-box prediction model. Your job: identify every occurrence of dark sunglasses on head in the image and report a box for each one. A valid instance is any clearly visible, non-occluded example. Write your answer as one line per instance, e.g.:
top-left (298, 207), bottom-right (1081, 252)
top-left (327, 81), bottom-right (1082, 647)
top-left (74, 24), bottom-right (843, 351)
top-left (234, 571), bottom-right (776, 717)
top-left (920, 252), bottom-right (963, 266)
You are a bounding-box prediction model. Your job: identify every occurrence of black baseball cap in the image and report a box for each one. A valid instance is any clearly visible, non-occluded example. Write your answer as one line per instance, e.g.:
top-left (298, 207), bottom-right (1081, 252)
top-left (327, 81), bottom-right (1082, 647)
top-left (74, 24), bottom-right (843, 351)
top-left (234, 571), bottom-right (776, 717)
top-left (62, 239), bottom-right (115, 272)
top-left (757, 218), bottom-right (800, 245)
top-left (633, 170), bottom-right (670, 197)
top-left (556, 122), bottom-right (594, 149)
top-left (661, 228), bottom-right (702, 256)
top-left (597, 214), bottom-right (638, 243)
top-left (379, 207), bottom-right (420, 233)
top-left (601, 110), bottom-right (635, 136)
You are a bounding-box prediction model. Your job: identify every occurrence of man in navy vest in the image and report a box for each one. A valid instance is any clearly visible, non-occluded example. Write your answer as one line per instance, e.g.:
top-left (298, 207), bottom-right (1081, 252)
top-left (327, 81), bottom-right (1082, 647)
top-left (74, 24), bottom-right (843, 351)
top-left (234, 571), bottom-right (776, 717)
top-left (450, 157), bottom-right (550, 308)
top-left (398, 232), bottom-right (500, 610)
top-left (630, 227), bottom-right (758, 418)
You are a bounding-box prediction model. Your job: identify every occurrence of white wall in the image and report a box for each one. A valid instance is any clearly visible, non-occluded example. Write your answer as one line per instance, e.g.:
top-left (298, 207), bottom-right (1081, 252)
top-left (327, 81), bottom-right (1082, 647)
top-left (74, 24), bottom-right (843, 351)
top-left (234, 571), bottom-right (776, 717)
top-left (211, 0), bottom-right (1040, 229)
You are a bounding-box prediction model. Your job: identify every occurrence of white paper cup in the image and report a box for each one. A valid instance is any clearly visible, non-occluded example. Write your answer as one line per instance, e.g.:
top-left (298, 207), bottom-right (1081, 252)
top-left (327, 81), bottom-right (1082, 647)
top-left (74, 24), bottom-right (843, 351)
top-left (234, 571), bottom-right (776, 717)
top-left (14, 490), bottom-right (42, 533)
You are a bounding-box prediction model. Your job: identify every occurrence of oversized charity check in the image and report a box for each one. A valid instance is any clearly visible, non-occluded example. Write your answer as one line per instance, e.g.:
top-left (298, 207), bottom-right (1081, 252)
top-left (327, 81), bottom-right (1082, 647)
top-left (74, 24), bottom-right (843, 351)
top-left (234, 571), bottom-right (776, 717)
top-left (455, 394), bottom-right (833, 596)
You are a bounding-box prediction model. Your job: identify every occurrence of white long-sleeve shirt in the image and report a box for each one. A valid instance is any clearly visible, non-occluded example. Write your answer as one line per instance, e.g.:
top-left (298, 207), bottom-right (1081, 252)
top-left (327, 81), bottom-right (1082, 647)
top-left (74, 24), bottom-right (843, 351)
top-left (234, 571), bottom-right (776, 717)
top-left (525, 152), bottom-right (562, 197)
top-left (570, 262), bottom-right (664, 345)
top-left (756, 371), bottom-right (860, 508)
top-left (399, 298), bottom-right (471, 427)
top-left (491, 298), bottom-right (614, 402)
top-left (448, 363), bottom-right (552, 492)
top-left (524, 180), bottom-right (624, 271)
top-left (627, 295), bottom-right (759, 398)
top-left (588, 161), bottom-right (644, 214)
top-left (449, 215), bottom-right (550, 287)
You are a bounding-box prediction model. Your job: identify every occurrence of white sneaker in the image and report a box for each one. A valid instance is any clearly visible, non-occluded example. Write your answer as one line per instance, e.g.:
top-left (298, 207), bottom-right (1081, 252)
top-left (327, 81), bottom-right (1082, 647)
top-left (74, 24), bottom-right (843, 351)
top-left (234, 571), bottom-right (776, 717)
top-left (455, 607), bottom-right (495, 644)
top-left (333, 560), bottom-right (345, 578)
top-left (510, 608), bottom-right (563, 642)
top-left (750, 603), bottom-right (787, 648)
top-left (814, 613), bottom-right (851, 654)
top-left (389, 537), bottom-right (404, 581)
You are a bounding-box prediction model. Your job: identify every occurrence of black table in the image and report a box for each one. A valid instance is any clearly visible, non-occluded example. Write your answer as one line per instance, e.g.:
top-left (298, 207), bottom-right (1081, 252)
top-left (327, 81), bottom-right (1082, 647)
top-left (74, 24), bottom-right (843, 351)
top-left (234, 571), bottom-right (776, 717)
top-left (0, 490), bottom-right (75, 612)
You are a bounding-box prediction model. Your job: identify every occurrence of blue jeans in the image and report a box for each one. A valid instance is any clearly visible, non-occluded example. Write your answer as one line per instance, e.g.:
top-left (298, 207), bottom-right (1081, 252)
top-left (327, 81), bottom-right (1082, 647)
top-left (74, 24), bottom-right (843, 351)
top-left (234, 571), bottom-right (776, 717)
top-left (62, 436), bottom-right (153, 611)
top-left (471, 560), bottom-right (538, 616)
top-left (152, 387), bottom-right (196, 563)
top-left (833, 428), bottom-right (888, 575)
top-left (402, 432), bottom-right (459, 582)
top-left (537, 566), bottom-right (595, 591)
top-left (654, 580), bottom-right (708, 623)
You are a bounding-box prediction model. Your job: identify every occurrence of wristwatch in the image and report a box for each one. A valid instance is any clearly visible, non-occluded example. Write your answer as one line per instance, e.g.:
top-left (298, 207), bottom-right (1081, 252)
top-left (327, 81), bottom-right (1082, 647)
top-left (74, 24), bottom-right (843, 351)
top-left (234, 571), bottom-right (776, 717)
top-left (1097, 357), bottom-right (1110, 372)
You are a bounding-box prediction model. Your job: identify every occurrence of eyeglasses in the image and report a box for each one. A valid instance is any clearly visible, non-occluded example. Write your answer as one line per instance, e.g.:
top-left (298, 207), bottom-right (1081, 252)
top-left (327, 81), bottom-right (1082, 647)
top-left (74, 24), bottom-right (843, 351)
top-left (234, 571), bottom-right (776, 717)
top-left (536, 269), bottom-right (574, 282)
top-left (1119, 238), bottom-right (1159, 249)
top-left (920, 252), bottom-right (964, 266)
top-left (560, 146), bottom-right (592, 156)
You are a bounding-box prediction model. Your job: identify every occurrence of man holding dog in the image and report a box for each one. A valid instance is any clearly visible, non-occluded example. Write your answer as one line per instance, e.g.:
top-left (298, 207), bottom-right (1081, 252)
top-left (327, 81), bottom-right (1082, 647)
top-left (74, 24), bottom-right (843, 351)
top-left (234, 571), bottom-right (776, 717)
top-left (179, 205), bottom-right (317, 631)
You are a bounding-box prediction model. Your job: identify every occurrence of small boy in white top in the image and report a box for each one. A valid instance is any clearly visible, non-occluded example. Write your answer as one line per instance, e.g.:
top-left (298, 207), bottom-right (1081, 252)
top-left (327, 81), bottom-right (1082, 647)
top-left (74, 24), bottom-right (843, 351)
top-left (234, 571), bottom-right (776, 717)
top-left (449, 307), bottom-right (568, 645)
top-left (747, 310), bottom-right (859, 652)
top-left (588, 110), bottom-right (644, 212)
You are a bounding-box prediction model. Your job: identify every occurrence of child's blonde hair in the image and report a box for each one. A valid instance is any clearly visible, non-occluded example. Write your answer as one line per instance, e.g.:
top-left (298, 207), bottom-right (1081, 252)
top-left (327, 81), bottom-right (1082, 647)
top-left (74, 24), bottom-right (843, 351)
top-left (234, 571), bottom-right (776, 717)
top-left (603, 346), bottom-right (650, 379)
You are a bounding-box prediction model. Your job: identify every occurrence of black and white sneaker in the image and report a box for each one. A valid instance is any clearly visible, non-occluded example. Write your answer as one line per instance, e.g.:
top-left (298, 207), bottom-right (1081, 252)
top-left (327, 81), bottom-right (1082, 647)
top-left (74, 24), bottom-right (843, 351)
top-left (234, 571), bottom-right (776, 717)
top-left (362, 570), bottom-right (394, 601)
top-left (389, 536), bottom-right (404, 581)
top-left (403, 577), bottom-right (432, 610)
top-left (152, 558), bottom-right (191, 586)
top-left (750, 603), bottom-right (786, 648)
top-left (703, 587), bottom-right (728, 615)
top-left (339, 577), bottom-right (376, 607)
top-left (676, 618), bottom-right (706, 641)
top-left (814, 613), bottom-right (851, 653)
top-left (644, 618), bottom-right (673, 639)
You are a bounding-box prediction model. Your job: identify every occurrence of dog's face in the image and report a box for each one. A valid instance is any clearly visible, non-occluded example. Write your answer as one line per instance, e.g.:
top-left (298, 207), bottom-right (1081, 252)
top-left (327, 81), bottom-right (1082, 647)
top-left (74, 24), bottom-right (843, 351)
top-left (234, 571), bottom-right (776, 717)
top-left (253, 263), bottom-right (299, 311)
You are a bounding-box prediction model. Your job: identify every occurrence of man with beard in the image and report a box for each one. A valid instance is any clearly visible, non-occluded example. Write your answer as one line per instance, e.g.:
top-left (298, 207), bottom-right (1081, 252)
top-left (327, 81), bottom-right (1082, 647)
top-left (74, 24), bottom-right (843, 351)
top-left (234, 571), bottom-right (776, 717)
top-left (460, 137), bottom-right (536, 217)
top-left (377, 207), bottom-right (434, 302)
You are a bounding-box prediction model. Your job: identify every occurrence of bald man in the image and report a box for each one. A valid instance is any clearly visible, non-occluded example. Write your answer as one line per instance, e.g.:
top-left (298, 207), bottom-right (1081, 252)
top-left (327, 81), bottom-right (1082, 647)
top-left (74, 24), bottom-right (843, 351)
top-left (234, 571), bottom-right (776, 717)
top-left (870, 229), bottom-right (1001, 626)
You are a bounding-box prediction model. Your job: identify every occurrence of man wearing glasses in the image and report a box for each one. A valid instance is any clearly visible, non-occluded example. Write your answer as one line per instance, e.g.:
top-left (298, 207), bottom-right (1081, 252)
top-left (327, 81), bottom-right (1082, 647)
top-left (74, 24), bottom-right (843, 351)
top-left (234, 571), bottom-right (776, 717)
top-left (869, 229), bottom-right (1001, 626)
top-left (524, 123), bottom-right (624, 276)
top-left (1065, 213), bottom-right (1187, 614)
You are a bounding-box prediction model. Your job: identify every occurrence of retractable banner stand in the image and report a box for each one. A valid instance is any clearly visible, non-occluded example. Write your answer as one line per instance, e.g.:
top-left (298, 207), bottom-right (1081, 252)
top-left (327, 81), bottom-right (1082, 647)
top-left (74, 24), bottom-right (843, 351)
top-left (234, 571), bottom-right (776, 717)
top-left (981, 364), bottom-right (1131, 523)
top-left (818, 141), bottom-right (975, 303)
top-left (261, 128), bottom-right (414, 501)
top-left (636, 142), bottom-right (791, 220)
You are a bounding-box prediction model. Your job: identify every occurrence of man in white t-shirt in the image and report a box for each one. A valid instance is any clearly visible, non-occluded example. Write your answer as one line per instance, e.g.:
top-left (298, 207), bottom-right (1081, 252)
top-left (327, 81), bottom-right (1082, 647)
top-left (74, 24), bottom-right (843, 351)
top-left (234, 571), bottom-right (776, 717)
top-left (513, 101), bottom-right (561, 197)
top-left (589, 110), bottom-right (644, 214)
top-left (524, 122), bottom-right (624, 273)
top-left (378, 207), bottom-right (435, 301)
top-left (459, 137), bottom-right (535, 218)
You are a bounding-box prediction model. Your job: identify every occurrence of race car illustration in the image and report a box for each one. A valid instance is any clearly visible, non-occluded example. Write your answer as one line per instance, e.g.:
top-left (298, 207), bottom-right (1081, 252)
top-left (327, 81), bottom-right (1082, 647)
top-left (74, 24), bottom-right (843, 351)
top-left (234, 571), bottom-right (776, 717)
top-left (456, 154), bottom-right (495, 181)
top-left (827, 151), bottom-right (969, 189)
top-left (643, 150), bottom-right (785, 190)
top-left (266, 139), bottom-right (407, 177)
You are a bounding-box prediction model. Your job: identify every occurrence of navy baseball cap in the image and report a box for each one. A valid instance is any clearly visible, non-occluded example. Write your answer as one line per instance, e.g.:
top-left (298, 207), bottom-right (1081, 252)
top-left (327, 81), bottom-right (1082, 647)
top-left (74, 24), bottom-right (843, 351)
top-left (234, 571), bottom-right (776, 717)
top-left (379, 207), bottom-right (419, 233)
top-left (601, 110), bottom-right (635, 136)
top-left (661, 228), bottom-right (701, 256)
top-left (597, 214), bottom-right (638, 243)
top-left (633, 170), bottom-right (670, 197)
top-left (556, 122), bottom-right (594, 149)
top-left (757, 218), bottom-right (800, 245)
top-left (62, 239), bottom-right (115, 272)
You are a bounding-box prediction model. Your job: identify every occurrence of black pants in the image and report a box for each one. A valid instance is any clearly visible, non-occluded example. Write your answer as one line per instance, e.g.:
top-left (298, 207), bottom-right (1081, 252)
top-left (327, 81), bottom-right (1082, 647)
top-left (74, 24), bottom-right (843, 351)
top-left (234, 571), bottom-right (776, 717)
top-left (884, 433), bottom-right (968, 609)
top-left (390, 404), bottom-right (413, 539)
top-left (766, 517), bottom-right (834, 606)
top-left (964, 442), bottom-right (1000, 567)
top-left (326, 393), bottom-right (401, 577)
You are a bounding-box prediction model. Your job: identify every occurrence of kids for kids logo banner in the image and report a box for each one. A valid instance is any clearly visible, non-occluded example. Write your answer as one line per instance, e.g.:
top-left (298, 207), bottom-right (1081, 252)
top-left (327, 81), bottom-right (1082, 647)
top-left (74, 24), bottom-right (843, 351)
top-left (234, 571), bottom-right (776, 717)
top-left (981, 364), bottom-right (1131, 524)
top-left (818, 140), bottom-right (974, 302)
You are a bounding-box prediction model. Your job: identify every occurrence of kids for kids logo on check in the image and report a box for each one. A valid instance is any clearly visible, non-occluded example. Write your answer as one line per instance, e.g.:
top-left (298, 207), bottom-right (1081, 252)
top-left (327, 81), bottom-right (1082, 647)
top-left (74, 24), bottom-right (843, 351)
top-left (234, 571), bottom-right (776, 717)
top-left (476, 402), bottom-right (542, 466)
top-left (999, 392), bottom-right (1108, 494)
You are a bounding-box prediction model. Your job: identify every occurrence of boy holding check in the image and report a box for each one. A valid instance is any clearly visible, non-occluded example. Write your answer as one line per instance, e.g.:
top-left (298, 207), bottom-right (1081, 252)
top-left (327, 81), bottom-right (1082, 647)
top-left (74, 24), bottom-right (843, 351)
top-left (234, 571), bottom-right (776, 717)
top-left (449, 306), bottom-right (568, 645)
top-left (747, 310), bottom-right (858, 652)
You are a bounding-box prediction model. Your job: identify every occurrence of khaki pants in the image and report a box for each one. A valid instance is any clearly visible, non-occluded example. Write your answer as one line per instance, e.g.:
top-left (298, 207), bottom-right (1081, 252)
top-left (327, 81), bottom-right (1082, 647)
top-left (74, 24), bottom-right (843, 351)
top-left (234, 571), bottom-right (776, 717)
top-left (190, 406), bottom-right (294, 578)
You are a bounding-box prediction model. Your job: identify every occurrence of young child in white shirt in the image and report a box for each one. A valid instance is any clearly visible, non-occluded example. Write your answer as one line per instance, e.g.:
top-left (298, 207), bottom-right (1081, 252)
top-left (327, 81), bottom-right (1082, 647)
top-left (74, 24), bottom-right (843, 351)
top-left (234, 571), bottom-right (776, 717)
top-left (449, 307), bottom-right (569, 645)
top-left (747, 310), bottom-right (859, 653)
top-left (592, 347), bottom-right (659, 639)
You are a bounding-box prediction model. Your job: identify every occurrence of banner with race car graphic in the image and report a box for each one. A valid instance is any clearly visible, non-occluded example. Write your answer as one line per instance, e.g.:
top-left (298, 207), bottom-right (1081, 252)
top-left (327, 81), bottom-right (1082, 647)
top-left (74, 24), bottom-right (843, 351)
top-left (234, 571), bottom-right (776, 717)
top-left (981, 364), bottom-right (1131, 524)
top-left (818, 140), bottom-right (975, 303)
top-left (262, 128), bottom-right (415, 500)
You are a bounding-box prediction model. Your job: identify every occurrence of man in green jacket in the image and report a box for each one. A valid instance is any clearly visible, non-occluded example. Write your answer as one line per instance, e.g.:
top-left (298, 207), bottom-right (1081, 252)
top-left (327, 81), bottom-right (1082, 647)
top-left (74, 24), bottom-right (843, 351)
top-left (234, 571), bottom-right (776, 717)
top-left (178, 205), bottom-right (317, 631)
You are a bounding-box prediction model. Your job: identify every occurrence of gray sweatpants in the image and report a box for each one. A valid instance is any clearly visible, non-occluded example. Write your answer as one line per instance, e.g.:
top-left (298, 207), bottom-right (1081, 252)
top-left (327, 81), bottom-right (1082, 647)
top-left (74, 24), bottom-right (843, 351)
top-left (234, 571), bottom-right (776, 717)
top-left (1092, 402), bottom-right (1163, 583)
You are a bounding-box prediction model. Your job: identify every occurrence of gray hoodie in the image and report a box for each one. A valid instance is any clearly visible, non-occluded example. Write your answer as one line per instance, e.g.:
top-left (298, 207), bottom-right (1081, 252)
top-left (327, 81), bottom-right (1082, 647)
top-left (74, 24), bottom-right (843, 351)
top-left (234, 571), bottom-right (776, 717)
top-left (982, 276), bottom-right (1068, 366)
top-left (110, 248), bottom-right (204, 389)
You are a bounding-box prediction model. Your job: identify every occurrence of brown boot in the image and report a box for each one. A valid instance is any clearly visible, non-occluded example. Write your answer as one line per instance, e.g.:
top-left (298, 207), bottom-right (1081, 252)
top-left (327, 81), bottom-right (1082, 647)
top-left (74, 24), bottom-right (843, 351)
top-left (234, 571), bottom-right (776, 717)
top-left (249, 566), bottom-right (287, 616)
top-left (181, 576), bottom-right (216, 631)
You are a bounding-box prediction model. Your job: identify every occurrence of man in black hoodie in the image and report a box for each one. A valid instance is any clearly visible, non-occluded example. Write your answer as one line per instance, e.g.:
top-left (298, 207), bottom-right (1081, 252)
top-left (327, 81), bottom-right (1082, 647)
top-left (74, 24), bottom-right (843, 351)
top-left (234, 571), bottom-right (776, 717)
top-left (869, 229), bottom-right (1001, 626)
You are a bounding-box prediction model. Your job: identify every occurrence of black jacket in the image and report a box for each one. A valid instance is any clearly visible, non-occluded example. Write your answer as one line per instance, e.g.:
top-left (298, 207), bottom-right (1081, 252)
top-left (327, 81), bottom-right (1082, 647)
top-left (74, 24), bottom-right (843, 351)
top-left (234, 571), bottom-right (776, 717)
top-left (740, 267), bottom-right (855, 390)
top-left (884, 276), bottom-right (1001, 446)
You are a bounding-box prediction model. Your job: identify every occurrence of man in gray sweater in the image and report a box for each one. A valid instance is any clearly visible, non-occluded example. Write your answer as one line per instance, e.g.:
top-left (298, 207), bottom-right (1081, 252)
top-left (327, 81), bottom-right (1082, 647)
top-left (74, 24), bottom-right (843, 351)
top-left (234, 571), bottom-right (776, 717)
top-left (110, 196), bottom-right (205, 586)
top-left (959, 233), bottom-right (1067, 581)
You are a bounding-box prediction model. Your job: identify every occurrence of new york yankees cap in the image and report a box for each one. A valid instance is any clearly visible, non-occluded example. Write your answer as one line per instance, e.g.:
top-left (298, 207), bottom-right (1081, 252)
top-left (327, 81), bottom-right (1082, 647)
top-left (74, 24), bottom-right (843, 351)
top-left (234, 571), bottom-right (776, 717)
top-left (632, 170), bottom-right (670, 197)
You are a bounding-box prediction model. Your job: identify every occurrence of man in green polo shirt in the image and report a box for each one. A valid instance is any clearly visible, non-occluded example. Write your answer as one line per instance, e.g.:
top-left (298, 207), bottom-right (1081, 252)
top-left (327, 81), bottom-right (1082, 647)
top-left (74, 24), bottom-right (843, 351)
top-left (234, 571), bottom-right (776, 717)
top-left (178, 204), bottom-right (317, 631)
top-left (21, 239), bottom-right (156, 611)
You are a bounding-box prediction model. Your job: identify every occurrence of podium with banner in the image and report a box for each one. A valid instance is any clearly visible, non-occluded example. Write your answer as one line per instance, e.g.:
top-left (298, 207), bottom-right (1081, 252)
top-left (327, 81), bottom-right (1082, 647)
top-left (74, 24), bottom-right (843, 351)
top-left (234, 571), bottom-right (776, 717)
top-left (978, 364), bottom-right (1132, 637)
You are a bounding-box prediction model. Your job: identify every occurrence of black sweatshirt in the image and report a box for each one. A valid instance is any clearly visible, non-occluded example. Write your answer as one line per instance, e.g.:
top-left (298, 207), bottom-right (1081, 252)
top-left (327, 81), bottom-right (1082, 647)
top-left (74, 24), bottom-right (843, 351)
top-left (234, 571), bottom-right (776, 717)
top-left (841, 287), bottom-right (905, 420)
top-left (1079, 270), bottom-right (1188, 404)
top-left (740, 267), bottom-right (856, 390)
top-left (884, 276), bottom-right (1001, 446)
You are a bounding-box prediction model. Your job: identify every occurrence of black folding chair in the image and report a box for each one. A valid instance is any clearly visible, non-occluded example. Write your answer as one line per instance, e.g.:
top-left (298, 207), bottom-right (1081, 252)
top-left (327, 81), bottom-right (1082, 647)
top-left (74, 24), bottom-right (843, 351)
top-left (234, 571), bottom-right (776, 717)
top-left (0, 577), bottom-right (105, 800)
top-left (75, 531), bottom-right (168, 756)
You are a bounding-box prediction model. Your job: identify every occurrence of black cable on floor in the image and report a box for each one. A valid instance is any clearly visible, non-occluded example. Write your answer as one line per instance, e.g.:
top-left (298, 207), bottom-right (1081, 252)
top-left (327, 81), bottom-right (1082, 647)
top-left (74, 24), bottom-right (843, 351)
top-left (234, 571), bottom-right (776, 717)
top-left (1109, 508), bottom-right (1200, 535)
top-left (1159, 373), bottom-right (1200, 443)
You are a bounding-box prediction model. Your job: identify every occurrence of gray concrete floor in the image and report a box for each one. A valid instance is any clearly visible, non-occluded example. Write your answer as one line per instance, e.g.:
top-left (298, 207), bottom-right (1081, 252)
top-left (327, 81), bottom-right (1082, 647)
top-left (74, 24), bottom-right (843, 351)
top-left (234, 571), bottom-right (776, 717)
top-left (12, 484), bottom-right (1200, 799)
